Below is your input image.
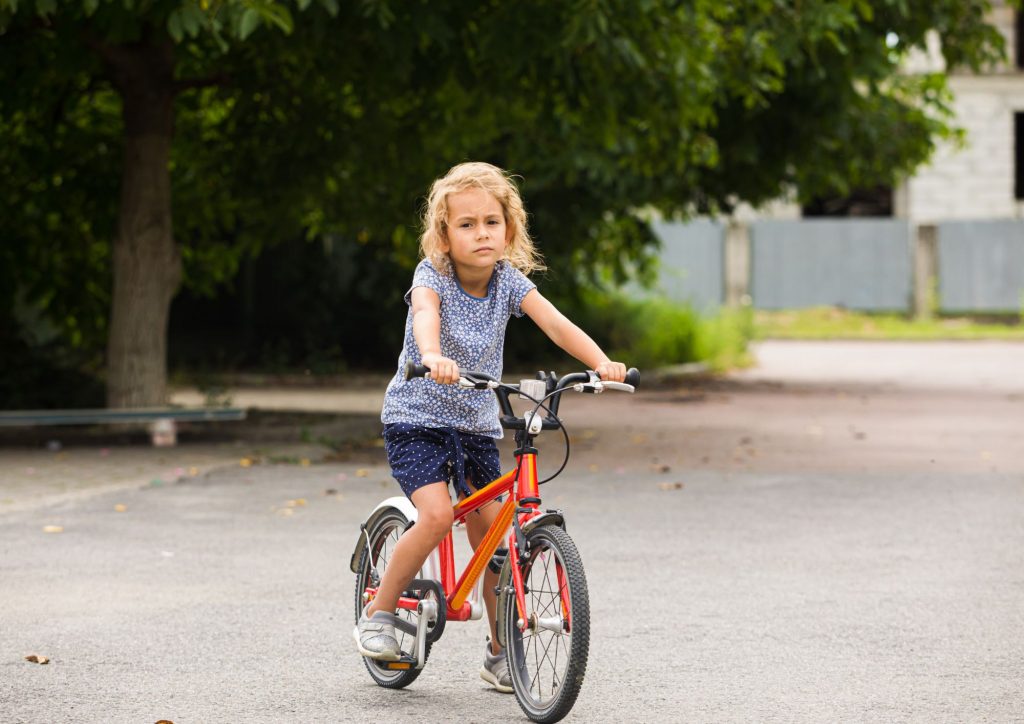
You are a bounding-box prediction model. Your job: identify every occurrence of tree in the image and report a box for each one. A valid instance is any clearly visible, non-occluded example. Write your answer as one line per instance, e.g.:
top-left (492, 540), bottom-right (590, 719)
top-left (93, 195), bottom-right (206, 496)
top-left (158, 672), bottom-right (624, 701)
top-left (0, 0), bottom-right (1009, 406)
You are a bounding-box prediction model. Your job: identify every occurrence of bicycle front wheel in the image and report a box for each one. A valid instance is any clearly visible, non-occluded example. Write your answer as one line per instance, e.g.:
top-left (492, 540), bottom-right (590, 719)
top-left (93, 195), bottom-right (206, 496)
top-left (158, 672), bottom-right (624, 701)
top-left (503, 524), bottom-right (590, 723)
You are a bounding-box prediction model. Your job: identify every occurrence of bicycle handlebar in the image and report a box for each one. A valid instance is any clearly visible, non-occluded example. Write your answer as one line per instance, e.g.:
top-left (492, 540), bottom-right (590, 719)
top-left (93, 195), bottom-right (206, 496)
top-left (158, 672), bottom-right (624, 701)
top-left (403, 361), bottom-right (640, 389)
top-left (402, 361), bottom-right (640, 432)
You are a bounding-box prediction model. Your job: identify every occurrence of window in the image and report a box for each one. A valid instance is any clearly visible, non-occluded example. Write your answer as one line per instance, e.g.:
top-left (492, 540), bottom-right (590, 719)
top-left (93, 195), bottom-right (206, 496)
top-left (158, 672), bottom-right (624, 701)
top-left (1017, 11), bottom-right (1024, 69)
top-left (1016, 112), bottom-right (1024, 200)
top-left (802, 186), bottom-right (893, 217)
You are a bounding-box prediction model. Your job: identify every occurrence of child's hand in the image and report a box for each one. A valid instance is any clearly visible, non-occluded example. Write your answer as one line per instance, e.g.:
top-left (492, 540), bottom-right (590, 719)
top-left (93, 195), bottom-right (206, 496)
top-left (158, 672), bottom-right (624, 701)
top-left (422, 353), bottom-right (461, 385)
top-left (596, 360), bottom-right (628, 383)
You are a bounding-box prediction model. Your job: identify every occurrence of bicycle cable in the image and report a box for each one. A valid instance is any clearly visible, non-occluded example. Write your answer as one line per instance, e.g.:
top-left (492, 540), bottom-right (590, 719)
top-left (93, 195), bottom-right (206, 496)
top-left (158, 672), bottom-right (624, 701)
top-left (489, 380), bottom-right (571, 485)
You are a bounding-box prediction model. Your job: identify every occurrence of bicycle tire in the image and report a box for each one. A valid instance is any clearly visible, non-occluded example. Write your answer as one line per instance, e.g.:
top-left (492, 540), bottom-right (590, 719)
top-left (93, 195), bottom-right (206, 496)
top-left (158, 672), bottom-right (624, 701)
top-left (353, 507), bottom-right (431, 688)
top-left (503, 524), bottom-right (589, 723)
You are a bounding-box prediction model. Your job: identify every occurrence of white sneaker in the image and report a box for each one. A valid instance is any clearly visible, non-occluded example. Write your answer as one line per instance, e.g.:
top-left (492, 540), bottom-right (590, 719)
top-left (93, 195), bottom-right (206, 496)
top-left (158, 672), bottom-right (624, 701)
top-left (353, 608), bottom-right (401, 661)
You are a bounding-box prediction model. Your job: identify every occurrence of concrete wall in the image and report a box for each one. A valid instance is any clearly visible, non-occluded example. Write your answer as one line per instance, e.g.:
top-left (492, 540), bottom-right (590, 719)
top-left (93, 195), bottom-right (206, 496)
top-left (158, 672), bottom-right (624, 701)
top-left (896, 4), bottom-right (1024, 222)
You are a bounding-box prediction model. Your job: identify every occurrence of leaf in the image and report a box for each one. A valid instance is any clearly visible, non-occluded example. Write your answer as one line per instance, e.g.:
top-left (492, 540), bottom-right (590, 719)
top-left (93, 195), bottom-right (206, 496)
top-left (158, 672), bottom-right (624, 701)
top-left (167, 11), bottom-right (184, 42)
top-left (657, 482), bottom-right (683, 491)
top-left (260, 4), bottom-right (293, 34)
top-left (238, 8), bottom-right (260, 40)
top-left (42, 525), bottom-right (63, 533)
top-left (25, 654), bottom-right (50, 664)
top-left (114, 504), bottom-right (127, 512)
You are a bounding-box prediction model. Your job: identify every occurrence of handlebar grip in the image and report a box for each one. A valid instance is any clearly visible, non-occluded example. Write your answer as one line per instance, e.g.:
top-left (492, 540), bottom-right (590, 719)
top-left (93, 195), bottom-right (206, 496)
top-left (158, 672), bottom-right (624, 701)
top-left (625, 368), bottom-right (640, 389)
top-left (404, 361), bottom-right (431, 380)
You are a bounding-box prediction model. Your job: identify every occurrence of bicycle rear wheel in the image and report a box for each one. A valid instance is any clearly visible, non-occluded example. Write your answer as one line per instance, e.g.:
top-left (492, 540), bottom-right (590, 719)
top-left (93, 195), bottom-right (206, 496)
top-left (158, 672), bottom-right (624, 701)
top-left (503, 524), bottom-right (589, 723)
top-left (353, 507), bottom-right (430, 688)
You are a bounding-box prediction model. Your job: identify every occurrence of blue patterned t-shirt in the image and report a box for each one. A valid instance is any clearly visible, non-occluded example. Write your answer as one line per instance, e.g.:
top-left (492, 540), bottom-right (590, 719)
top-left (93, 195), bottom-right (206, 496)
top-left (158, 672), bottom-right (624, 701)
top-left (381, 259), bottom-right (537, 438)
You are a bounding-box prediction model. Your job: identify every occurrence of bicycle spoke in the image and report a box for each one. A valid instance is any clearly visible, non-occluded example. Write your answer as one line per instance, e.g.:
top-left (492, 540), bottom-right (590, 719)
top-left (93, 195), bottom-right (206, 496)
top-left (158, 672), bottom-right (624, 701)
top-left (519, 539), bottom-right (574, 704)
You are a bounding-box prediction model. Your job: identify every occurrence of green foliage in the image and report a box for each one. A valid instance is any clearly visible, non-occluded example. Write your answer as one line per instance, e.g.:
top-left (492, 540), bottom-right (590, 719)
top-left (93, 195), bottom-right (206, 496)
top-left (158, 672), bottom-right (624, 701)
top-left (555, 289), bottom-right (753, 372)
top-left (0, 0), bottom-right (1012, 389)
top-left (0, 333), bottom-right (105, 408)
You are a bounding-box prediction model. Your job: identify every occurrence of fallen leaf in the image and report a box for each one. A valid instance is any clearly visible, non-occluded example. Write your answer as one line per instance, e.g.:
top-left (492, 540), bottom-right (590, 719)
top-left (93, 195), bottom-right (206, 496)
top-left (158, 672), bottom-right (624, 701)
top-left (300, 458), bottom-right (311, 467)
top-left (240, 458), bottom-right (253, 468)
top-left (285, 498), bottom-right (307, 508)
top-left (189, 467), bottom-right (199, 476)
top-left (355, 469), bottom-right (369, 477)
top-left (278, 508), bottom-right (294, 517)
top-left (630, 434), bottom-right (648, 445)
top-left (155, 720), bottom-right (175, 724)
top-left (657, 482), bottom-right (684, 491)
top-left (43, 525), bottom-right (63, 534)
top-left (25, 654), bottom-right (49, 664)
top-left (114, 504), bottom-right (127, 513)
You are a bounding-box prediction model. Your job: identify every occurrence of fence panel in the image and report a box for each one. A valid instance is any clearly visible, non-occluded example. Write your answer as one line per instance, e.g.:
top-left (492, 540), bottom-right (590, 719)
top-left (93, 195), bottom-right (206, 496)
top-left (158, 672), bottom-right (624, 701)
top-left (937, 221), bottom-right (1024, 312)
top-left (650, 220), bottom-right (725, 309)
top-left (750, 220), bottom-right (912, 311)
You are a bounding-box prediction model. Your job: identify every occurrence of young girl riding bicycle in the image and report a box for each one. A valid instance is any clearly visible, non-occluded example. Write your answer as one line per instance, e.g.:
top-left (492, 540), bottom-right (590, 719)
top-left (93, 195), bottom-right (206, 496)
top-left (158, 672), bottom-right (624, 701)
top-left (355, 161), bottom-right (627, 692)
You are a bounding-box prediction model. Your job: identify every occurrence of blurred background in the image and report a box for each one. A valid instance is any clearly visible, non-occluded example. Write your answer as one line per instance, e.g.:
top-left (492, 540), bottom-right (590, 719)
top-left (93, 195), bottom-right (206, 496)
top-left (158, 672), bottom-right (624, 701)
top-left (1, 0), bottom-right (1022, 410)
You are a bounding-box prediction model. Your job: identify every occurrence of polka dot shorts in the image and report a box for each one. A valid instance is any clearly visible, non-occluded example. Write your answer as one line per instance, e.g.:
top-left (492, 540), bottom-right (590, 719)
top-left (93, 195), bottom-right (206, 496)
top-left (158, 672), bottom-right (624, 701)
top-left (383, 423), bottom-right (502, 499)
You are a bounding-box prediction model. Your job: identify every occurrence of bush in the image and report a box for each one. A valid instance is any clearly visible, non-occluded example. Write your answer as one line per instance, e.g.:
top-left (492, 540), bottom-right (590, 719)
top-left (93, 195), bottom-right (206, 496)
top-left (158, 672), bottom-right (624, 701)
top-left (523, 288), bottom-right (753, 372)
top-left (0, 337), bottom-right (105, 409)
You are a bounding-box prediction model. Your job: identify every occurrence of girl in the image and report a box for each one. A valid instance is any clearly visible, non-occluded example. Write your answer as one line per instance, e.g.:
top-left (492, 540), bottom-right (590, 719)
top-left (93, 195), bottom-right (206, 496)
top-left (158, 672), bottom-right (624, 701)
top-left (355, 161), bottom-right (627, 693)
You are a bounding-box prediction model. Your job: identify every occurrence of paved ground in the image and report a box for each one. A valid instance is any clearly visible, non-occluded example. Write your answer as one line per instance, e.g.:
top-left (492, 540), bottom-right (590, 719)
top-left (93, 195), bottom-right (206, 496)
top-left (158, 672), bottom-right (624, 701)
top-left (1, 341), bottom-right (1022, 722)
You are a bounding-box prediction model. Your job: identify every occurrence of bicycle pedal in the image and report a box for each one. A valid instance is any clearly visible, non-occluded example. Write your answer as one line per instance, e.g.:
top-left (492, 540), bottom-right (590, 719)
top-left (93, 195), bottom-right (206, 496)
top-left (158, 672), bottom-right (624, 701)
top-left (382, 656), bottom-right (417, 670)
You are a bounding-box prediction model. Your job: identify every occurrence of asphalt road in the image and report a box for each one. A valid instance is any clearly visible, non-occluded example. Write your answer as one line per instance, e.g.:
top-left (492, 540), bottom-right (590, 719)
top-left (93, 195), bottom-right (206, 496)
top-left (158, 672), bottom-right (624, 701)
top-left (2, 341), bottom-right (1023, 723)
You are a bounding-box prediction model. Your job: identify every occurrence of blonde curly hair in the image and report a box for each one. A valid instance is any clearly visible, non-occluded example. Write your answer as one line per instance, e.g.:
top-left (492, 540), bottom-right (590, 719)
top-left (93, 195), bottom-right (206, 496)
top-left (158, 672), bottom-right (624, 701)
top-left (420, 161), bottom-right (545, 276)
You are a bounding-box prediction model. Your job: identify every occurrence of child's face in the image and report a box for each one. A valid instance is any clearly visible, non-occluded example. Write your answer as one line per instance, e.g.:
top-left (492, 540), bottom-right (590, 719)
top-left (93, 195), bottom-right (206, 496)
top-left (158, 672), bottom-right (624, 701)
top-left (442, 187), bottom-right (510, 275)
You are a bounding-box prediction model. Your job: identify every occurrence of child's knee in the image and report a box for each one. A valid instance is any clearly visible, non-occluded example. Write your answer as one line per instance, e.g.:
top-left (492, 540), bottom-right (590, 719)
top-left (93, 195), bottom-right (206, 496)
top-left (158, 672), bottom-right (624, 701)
top-left (417, 504), bottom-right (454, 541)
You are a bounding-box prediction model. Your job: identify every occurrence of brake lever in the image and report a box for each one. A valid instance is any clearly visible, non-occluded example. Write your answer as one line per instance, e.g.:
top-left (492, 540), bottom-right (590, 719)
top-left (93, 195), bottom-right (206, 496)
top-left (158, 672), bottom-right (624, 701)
top-left (571, 380), bottom-right (635, 394)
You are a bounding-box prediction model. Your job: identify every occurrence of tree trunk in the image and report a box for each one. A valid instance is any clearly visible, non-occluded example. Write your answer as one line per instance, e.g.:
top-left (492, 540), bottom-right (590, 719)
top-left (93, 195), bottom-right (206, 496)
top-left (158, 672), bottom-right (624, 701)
top-left (104, 35), bottom-right (182, 408)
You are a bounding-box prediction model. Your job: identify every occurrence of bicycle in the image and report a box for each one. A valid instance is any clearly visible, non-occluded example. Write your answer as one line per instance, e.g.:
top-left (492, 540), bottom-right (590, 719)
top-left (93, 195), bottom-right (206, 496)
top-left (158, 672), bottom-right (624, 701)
top-left (349, 362), bottom-right (639, 723)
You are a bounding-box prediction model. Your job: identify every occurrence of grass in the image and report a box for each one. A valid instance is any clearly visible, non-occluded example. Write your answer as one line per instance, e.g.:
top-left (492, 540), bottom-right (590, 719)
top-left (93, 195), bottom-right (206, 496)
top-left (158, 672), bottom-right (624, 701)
top-left (755, 307), bottom-right (1024, 341)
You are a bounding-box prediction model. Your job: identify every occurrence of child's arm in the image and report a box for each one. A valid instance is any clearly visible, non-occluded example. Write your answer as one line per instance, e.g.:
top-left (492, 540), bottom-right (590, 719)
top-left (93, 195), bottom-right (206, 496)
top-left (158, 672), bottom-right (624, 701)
top-left (410, 286), bottom-right (460, 384)
top-left (520, 289), bottom-right (628, 382)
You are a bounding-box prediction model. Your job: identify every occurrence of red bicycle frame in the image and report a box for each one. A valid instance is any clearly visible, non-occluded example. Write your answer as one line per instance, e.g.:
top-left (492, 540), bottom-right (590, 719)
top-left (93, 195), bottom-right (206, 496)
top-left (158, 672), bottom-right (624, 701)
top-left (363, 448), bottom-right (562, 632)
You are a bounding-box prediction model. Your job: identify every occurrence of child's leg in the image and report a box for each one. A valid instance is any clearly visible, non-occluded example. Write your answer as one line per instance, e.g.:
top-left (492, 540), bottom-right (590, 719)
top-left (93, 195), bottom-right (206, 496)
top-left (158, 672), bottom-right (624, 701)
top-left (463, 494), bottom-right (503, 655)
top-left (367, 481), bottom-right (454, 616)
